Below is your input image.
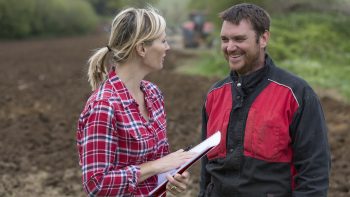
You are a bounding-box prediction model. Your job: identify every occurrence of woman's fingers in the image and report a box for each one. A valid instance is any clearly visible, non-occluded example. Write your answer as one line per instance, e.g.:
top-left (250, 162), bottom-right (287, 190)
top-left (166, 182), bottom-right (181, 195)
top-left (156, 149), bottom-right (197, 174)
top-left (166, 171), bottom-right (191, 195)
top-left (163, 151), bottom-right (196, 168)
top-left (178, 171), bottom-right (190, 183)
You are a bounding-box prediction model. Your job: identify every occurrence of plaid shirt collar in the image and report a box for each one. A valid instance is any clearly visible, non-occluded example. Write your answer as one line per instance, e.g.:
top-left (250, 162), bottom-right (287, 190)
top-left (107, 70), bottom-right (159, 109)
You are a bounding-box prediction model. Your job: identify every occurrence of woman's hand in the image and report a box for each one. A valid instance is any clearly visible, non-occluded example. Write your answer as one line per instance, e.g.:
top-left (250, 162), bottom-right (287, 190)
top-left (166, 171), bottom-right (191, 196)
top-left (156, 149), bottom-right (196, 172)
top-left (139, 149), bottom-right (196, 182)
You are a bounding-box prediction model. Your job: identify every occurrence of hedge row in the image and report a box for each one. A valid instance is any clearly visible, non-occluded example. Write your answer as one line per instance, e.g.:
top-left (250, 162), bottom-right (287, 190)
top-left (0, 0), bottom-right (98, 39)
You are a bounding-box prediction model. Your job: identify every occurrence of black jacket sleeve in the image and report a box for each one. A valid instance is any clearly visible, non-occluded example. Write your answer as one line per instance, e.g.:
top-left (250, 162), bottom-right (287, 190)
top-left (198, 105), bottom-right (211, 197)
top-left (291, 90), bottom-right (331, 197)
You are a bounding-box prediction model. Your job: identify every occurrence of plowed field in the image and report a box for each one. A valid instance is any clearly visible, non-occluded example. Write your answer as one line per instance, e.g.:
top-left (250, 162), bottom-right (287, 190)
top-left (0, 33), bottom-right (349, 196)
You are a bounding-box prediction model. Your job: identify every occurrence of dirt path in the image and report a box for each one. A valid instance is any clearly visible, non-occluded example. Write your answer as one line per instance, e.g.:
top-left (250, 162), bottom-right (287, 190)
top-left (0, 33), bottom-right (349, 196)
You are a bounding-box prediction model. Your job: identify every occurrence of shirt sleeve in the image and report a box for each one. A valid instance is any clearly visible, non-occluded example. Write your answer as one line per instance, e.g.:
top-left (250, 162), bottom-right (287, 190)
top-left (291, 91), bottom-right (331, 196)
top-left (78, 100), bottom-right (141, 196)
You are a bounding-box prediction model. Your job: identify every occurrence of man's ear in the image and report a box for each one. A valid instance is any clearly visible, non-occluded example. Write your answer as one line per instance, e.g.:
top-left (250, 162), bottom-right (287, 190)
top-left (135, 42), bottom-right (146, 57)
top-left (260, 30), bottom-right (270, 49)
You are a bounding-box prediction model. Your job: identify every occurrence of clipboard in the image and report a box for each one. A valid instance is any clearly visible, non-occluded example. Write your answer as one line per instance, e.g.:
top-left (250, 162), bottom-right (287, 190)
top-left (149, 131), bottom-right (221, 197)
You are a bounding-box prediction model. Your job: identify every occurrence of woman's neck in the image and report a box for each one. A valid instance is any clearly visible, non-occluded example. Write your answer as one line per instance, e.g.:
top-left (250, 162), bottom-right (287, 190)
top-left (115, 61), bottom-right (150, 121)
top-left (115, 60), bottom-right (148, 95)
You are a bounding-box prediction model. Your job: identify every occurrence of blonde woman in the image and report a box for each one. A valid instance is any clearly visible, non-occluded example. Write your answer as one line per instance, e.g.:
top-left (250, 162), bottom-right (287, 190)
top-left (76, 7), bottom-right (195, 196)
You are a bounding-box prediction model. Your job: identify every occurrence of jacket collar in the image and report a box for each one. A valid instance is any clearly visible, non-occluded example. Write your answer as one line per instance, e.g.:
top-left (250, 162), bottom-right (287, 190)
top-left (230, 54), bottom-right (271, 95)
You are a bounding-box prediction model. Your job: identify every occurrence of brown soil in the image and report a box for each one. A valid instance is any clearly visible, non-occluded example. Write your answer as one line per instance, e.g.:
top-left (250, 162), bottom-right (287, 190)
top-left (0, 33), bottom-right (349, 197)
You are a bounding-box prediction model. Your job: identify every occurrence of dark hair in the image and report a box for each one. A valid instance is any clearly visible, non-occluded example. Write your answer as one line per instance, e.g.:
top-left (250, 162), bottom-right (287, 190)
top-left (219, 3), bottom-right (270, 39)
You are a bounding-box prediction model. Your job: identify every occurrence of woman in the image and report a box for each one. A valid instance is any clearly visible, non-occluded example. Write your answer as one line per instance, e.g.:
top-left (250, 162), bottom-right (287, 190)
top-left (76, 7), bottom-right (195, 196)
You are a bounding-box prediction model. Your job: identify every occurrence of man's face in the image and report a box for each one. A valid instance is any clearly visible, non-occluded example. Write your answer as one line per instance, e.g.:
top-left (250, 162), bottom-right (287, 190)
top-left (220, 19), bottom-right (269, 75)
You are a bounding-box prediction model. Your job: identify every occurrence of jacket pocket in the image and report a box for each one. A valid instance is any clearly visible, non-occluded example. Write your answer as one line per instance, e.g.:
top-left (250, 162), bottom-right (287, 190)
top-left (244, 107), bottom-right (291, 162)
top-left (255, 122), bottom-right (282, 160)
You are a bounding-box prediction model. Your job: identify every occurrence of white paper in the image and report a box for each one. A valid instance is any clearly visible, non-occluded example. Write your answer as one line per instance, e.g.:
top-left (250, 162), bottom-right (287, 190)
top-left (150, 131), bottom-right (221, 195)
top-left (188, 131), bottom-right (221, 154)
top-left (157, 169), bottom-right (176, 185)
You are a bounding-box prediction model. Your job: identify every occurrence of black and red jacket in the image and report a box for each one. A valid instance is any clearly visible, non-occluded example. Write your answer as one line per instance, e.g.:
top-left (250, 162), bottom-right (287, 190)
top-left (199, 55), bottom-right (330, 197)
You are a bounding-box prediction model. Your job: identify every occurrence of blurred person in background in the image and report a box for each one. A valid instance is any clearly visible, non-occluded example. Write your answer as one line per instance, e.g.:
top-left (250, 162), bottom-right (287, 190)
top-left (76, 7), bottom-right (195, 196)
top-left (199, 3), bottom-right (330, 197)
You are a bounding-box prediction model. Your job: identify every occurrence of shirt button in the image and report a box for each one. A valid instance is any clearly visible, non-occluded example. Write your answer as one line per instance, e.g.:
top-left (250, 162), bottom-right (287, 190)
top-left (236, 95), bottom-right (241, 100)
top-left (229, 148), bottom-right (234, 153)
top-left (237, 83), bottom-right (241, 87)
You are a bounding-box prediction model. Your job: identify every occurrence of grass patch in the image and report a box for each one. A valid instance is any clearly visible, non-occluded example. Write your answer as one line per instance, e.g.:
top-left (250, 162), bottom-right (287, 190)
top-left (176, 50), bottom-right (229, 77)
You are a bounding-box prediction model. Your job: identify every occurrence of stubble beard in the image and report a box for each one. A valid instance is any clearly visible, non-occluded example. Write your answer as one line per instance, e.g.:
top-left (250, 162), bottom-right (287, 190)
top-left (228, 49), bottom-right (261, 76)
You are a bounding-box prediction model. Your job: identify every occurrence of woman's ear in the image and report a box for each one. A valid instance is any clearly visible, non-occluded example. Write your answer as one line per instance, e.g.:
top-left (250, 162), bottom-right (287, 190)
top-left (135, 42), bottom-right (146, 57)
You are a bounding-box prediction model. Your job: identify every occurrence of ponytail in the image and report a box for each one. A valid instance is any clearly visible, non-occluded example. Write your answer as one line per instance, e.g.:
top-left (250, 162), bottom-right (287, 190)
top-left (87, 47), bottom-right (110, 91)
top-left (87, 7), bottom-right (166, 91)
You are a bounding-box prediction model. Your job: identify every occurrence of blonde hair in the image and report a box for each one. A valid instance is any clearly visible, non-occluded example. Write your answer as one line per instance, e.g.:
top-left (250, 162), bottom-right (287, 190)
top-left (87, 7), bottom-right (166, 90)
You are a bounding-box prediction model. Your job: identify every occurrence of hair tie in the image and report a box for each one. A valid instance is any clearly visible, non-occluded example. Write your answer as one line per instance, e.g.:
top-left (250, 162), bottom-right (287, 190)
top-left (106, 45), bottom-right (112, 52)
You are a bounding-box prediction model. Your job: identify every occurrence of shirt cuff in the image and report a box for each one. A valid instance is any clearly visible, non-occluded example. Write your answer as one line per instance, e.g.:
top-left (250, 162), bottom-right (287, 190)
top-left (127, 165), bottom-right (141, 193)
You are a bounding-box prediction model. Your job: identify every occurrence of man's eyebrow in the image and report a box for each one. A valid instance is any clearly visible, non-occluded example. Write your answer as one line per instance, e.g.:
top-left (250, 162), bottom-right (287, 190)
top-left (234, 35), bottom-right (248, 39)
top-left (221, 35), bottom-right (248, 39)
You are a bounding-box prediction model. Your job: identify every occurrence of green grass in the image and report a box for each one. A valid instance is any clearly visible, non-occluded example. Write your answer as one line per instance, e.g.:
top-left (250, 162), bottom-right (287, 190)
top-left (176, 50), bottom-right (229, 77)
top-left (177, 12), bottom-right (350, 102)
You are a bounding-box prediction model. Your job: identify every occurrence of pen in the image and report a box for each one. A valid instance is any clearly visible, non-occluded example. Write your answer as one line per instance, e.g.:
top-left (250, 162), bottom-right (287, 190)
top-left (183, 145), bottom-right (193, 152)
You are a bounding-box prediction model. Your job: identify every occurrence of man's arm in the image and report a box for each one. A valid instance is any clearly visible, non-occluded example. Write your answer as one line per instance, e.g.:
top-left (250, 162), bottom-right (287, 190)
top-left (291, 91), bottom-right (331, 197)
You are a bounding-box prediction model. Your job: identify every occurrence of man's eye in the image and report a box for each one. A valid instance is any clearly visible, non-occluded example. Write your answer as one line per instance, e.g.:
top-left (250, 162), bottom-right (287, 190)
top-left (221, 38), bottom-right (228, 42)
top-left (236, 38), bottom-right (246, 42)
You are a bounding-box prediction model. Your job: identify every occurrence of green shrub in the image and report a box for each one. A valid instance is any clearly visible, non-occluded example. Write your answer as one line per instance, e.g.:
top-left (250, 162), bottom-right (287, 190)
top-left (0, 0), bottom-right (35, 38)
top-left (0, 0), bottom-right (98, 39)
top-left (268, 12), bottom-right (350, 100)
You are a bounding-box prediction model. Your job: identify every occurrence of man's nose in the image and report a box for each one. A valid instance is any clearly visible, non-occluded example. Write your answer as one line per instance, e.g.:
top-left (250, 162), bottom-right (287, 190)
top-left (227, 41), bottom-right (238, 51)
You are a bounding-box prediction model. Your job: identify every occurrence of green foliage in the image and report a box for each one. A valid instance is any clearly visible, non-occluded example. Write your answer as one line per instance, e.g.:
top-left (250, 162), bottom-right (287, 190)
top-left (156, 0), bottom-right (190, 27)
top-left (85, 0), bottom-right (160, 16)
top-left (181, 12), bottom-right (350, 101)
top-left (116, 0), bottom-right (160, 8)
top-left (0, 0), bottom-right (35, 38)
top-left (0, 0), bottom-right (98, 39)
top-left (268, 12), bottom-right (350, 100)
top-left (187, 0), bottom-right (346, 29)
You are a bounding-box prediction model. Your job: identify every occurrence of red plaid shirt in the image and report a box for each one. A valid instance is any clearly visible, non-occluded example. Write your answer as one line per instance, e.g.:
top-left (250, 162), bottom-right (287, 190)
top-left (76, 70), bottom-right (169, 196)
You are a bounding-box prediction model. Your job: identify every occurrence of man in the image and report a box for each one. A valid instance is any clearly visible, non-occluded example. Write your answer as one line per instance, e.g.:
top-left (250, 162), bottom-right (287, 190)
top-left (199, 3), bottom-right (330, 197)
